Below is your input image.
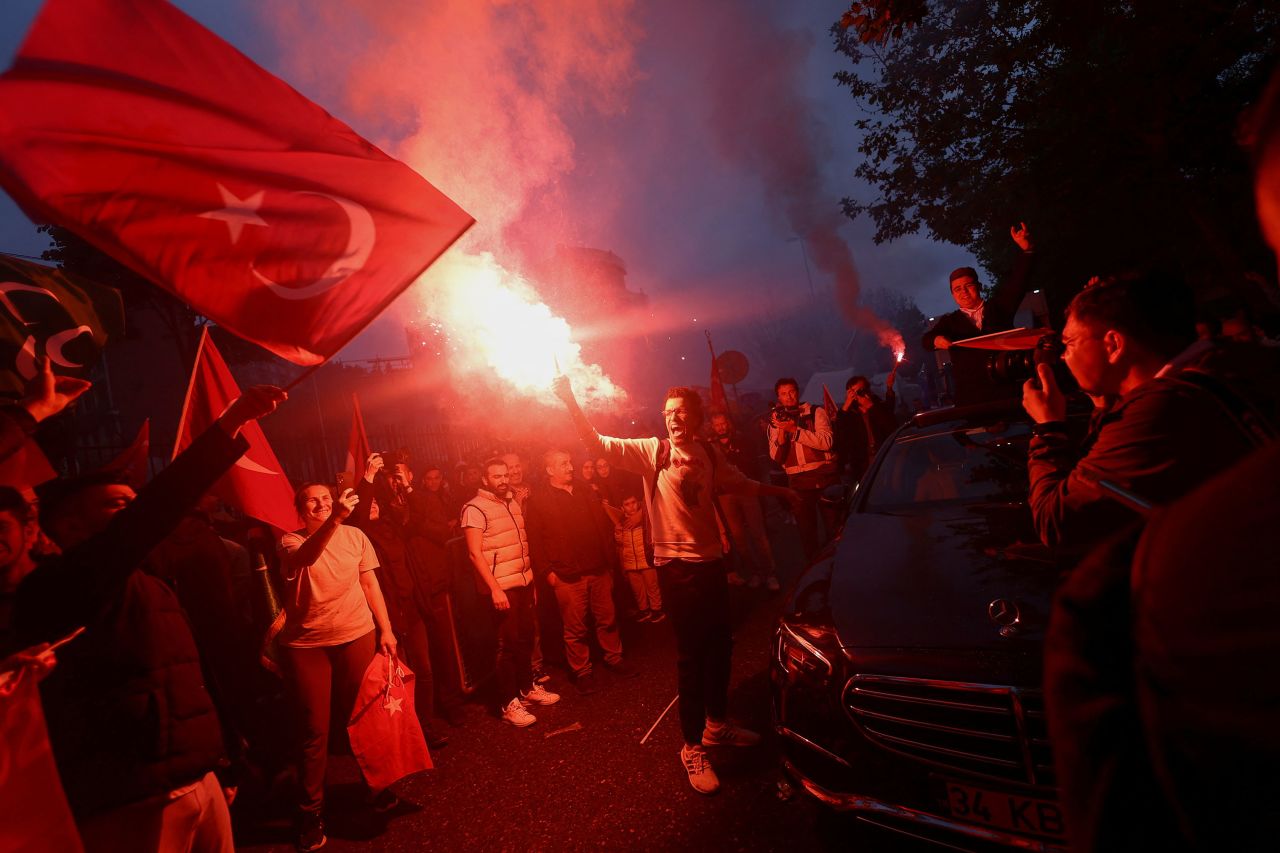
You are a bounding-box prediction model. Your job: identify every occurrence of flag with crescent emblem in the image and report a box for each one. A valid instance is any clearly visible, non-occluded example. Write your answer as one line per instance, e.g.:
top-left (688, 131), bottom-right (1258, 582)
top-left (174, 328), bottom-right (297, 532)
top-left (0, 0), bottom-right (474, 365)
top-left (0, 254), bottom-right (123, 398)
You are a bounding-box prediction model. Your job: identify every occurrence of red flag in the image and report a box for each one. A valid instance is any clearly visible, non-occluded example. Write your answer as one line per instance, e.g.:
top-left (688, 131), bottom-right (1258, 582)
top-left (344, 394), bottom-right (371, 480)
top-left (0, 437), bottom-right (56, 491)
top-left (99, 419), bottom-right (150, 487)
top-left (0, 662), bottom-right (83, 853)
top-left (822, 384), bottom-right (838, 421)
top-left (707, 333), bottom-right (728, 414)
top-left (0, 0), bottom-right (473, 365)
top-left (174, 328), bottom-right (297, 532)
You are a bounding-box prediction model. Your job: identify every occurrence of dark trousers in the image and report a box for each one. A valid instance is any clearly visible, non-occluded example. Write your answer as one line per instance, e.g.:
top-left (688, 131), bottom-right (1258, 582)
top-left (491, 584), bottom-right (536, 710)
top-left (282, 630), bottom-right (376, 813)
top-left (420, 588), bottom-right (465, 714)
top-left (794, 486), bottom-right (838, 560)
top-left (657, 558), bottom-right (733, 745)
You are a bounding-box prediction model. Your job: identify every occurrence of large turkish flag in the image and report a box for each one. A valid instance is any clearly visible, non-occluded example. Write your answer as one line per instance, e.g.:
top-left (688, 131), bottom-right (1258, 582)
top-left (0, 0), bottom-right (473, 365)
top-left (174, 328), bottom-right (297, 532)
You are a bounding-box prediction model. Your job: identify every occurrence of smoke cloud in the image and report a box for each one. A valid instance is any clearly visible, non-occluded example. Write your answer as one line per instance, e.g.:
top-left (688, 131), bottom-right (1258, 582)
top-left (255, 0), bottom-right (905, 414)
top-left (700, 10), bottom-right (904, 356)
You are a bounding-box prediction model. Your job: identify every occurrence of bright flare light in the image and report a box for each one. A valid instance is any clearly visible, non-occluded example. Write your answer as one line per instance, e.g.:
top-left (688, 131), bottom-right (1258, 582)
top-left (413, 251), bottom-right (625, 406)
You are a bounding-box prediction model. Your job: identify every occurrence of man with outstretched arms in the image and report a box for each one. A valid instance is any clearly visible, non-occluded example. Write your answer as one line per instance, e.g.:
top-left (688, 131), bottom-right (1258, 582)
top-left (553, 375), bottom-right (799, 795)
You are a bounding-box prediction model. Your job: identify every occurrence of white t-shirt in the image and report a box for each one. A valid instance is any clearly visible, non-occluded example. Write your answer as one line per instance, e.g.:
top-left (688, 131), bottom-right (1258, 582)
top-left (278, 524), bottom-right (377, 647)
top-left (596, 435), bottom-right (750, 563)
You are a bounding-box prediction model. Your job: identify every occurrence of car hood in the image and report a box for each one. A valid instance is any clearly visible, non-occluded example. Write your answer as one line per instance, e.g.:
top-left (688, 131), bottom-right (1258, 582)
top-left (828, 504), bottom-right (1061, 654)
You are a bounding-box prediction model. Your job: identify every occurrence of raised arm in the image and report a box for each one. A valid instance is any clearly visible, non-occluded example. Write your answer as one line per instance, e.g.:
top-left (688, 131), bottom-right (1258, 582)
top-left (552, 374), bottom-right (605, 454)
top-left (282, 488), bottom-right (358, 579)
top-left (989, 222), bottom-right (1036, 317)
top-left (17, 386), bottom-right (285, 643)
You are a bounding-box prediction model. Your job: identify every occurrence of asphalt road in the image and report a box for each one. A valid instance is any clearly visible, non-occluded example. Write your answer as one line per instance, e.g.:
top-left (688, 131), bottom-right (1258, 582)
top-left (236, 525), bottom-right (928, 852)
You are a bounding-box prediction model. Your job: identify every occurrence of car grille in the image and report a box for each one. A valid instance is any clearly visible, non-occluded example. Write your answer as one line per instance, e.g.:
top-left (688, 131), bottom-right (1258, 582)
top-left (844, 675), bottom-right (1054, 787)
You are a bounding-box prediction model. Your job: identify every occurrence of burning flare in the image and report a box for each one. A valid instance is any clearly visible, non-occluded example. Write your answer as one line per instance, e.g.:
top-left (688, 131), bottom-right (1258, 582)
top-left (411, 251), bottom-right (625, 407)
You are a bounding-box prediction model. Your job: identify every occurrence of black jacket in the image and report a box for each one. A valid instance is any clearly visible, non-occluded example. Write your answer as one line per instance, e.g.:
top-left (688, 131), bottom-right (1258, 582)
top-left (835, 392), bottom-right (899, 481)
top-left (16, 425), bottom-right (249, 817)
top-left (921, 251), bottom-right (1035, 351)
top-left (525, 484), bottom-right (615, 582)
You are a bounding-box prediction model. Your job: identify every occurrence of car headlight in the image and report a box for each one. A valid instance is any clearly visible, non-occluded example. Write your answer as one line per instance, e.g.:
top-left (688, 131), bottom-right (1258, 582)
top-left (775, 621), bottom-right (834, 682)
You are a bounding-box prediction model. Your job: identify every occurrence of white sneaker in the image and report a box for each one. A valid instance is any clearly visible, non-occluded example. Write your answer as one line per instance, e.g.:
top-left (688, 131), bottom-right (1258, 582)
top-left (702, 720), bottom-right (761, 747)
top-left (680, 744), bottom-right (720, 794)
top-left (520, 683), bottom-right (561, 706)
top-left (501, 697), bottom-right (536, 727)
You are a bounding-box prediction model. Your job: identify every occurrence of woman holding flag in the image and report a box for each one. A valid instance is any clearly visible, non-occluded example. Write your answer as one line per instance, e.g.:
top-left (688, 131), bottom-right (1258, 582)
top-left (278, 483), bottom-right (397, 852)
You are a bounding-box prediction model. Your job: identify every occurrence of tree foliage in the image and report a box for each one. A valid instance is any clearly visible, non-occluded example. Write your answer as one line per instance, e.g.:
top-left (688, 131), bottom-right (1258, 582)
top-left (834, 0), bottom-right (1280, 308)
top-left (839, 0), bottom-right (928, 46)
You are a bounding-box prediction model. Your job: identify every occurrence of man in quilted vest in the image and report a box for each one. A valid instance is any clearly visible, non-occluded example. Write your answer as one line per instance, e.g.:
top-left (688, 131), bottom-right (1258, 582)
top-left (461, 458), bottom-right (560, 727)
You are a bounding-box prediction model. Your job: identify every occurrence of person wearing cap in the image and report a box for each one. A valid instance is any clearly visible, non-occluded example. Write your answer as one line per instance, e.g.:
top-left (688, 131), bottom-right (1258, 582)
top-left (921, 223), bottom-right (1036, 351)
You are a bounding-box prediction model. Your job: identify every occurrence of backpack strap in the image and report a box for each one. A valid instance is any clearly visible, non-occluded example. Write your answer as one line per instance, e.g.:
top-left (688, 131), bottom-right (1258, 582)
top-left (651, 439), bottom-right (672, 501)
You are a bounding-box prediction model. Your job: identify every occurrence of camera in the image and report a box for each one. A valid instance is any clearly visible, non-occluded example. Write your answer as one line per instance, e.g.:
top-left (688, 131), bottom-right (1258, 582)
top-left (770, 403), bottom-right (801, 422)
top-left (948, 332), bottom-right (1076, 405)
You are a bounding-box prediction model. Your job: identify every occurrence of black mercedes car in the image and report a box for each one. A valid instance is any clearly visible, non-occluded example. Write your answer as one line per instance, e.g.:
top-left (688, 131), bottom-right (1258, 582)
top-left (772, 401), bottom-right (1072, 852)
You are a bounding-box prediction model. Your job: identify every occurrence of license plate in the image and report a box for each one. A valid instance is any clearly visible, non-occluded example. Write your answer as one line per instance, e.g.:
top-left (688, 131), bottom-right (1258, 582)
top-left (942, 780), bottom-right (1066, 840)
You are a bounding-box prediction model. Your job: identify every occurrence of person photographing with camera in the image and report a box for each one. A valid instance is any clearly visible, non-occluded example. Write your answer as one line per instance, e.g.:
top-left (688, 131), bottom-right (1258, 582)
top-left (767, 377), bottom-right (837, 559)
top-left (1020, 270), bottom-right (1271, 552)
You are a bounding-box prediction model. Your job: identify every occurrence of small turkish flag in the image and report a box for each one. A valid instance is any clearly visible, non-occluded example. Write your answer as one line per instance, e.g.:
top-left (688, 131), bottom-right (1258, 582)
top-left (0, 0), bottom-right (473, 365)
top-left (99, 418), bottom-right (150, 488)
top-left (0, 661), bottom-right (83, 853)
top-left (344, 393), bottom-right (371, 482)
top-left (822, 384), bottom-right (838, 421)
top-left (0, 437), bottom-right (56, 492)
top-left (174, 328), bottom-right (297, 532)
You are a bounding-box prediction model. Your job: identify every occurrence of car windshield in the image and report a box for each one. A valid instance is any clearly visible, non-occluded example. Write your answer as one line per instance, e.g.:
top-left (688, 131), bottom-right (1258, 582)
top-left (862, 420), bottom-right (1032, 511)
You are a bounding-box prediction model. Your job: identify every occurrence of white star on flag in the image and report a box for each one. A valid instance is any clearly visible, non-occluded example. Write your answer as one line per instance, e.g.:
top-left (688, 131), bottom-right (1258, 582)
top-left (198, 183), bottom-right (267, 243)
top-left (385, 694), bottom-right (404, 716)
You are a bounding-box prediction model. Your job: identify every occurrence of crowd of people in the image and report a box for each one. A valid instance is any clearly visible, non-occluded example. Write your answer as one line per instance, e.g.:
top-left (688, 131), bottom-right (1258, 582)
top-left (3, 221), bottom-right (1280, 852)
top-left (0, 350), bottom-right (906, 852)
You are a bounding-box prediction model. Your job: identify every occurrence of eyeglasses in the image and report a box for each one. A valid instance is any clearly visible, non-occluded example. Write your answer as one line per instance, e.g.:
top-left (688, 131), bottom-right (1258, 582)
top-left (661, 407), bottom-right (691, 419)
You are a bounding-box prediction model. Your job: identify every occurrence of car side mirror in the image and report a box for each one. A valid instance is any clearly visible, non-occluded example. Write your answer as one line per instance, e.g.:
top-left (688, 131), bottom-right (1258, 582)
top-left (819, 482), bottom-right (851, 509)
